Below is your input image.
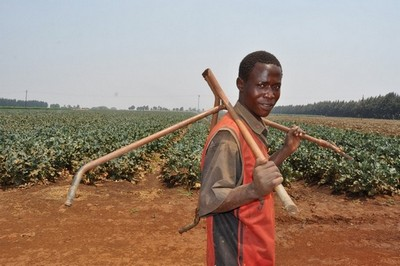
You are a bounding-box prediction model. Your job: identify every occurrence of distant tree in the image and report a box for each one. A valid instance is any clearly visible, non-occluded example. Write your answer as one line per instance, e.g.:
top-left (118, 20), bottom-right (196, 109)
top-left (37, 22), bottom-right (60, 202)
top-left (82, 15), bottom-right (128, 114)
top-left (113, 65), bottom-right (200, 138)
top-left (91, 106), bottom-right (109, 110)
top-left (136, 105), bottom-right (149, 111)
top-left (272, 92), bottom-right (399, 119)
top-left (128, 105), bottom-right (135, 110)
top-left (0, 98), bottom-right (48, 108)
top-left (50, 104), bottom-right (60, 108)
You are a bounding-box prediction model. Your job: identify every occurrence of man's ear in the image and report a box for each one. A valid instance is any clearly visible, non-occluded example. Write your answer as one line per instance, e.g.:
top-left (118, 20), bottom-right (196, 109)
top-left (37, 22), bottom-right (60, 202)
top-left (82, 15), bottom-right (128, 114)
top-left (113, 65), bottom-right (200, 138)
top-left (236, 77), bottom-right (244, 92)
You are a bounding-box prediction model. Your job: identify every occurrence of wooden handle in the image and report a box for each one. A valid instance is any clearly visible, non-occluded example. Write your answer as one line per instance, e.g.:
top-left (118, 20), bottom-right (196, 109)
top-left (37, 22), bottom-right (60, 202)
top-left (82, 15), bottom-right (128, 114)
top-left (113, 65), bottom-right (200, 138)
top-left (202, 68), bottom-right (298, 215)
top-left (263, 118), bottom-right (353, 160)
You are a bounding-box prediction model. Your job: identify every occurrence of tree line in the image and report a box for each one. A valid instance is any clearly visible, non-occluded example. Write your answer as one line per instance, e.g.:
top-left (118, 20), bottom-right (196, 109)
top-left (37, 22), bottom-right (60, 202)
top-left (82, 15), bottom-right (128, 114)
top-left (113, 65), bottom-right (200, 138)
top-left (3, 92), bottom-right (397, 118)
top-left (0, 98), bottom-right (48, 108)
top-left (272, 92), bottom-right (399, 119)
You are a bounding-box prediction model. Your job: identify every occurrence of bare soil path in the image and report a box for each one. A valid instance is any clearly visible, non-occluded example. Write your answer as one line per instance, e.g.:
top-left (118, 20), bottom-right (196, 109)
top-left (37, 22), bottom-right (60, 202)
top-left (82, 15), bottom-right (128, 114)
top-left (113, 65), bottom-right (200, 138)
top-left (1, 175), bottom-right (399, 265)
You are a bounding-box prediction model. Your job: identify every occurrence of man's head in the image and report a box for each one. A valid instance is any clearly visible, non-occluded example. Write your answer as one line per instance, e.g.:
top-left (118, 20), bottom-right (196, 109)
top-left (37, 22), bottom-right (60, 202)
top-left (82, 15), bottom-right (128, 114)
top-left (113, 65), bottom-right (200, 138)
top-left (238, 51), bottom-right (282, 82)
top-left (237, 51), bottom-right (283, 118)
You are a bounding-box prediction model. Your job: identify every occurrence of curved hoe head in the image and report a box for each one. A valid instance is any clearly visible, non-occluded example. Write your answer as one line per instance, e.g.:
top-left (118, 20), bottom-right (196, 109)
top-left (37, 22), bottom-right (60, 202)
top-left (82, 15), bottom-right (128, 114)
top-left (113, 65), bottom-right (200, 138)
top-left (202, 68), bottom-right (220, 100)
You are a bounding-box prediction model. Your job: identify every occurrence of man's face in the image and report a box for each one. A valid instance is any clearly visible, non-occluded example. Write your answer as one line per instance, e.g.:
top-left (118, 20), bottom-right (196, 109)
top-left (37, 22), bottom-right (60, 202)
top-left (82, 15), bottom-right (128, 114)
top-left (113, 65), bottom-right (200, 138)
top-left (237, 63), bottom-right (282, 118)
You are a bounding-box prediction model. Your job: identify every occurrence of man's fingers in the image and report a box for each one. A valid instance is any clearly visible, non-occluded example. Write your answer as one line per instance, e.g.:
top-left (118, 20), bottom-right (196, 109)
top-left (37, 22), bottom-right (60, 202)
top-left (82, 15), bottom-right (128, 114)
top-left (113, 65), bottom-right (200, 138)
top-left (252, 160), bottom-right (283, 197)
top-left (272, 176), bottom-right (284, 187)
top-left (256, 160), bottom-right (280, 173)
top-left (291, 125), bottom-right (306, 137)
top-left (255, 157), bottom-right (269, 166)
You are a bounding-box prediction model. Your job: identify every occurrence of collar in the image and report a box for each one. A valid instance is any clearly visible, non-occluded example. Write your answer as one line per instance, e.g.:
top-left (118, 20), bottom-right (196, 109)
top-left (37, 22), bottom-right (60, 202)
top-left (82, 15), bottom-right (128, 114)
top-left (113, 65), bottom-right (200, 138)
top-left (234, 102), bottom-right (266, 135)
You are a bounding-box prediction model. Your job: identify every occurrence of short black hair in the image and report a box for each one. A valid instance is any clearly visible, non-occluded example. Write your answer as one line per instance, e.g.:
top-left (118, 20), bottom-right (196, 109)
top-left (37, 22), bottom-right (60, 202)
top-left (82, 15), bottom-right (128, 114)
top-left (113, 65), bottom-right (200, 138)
top-left (238, 50), bottom-right (282, 81)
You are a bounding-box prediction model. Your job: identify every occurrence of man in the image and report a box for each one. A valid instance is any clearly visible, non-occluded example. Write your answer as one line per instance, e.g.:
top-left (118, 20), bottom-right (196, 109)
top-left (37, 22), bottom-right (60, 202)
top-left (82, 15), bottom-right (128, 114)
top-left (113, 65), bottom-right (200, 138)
top-left (199, 51), bottom-right (303, 265)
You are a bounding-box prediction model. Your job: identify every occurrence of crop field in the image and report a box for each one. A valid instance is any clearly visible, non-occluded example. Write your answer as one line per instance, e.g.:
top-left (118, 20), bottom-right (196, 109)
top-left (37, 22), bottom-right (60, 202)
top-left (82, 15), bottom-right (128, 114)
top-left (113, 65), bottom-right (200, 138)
top-left (1, 109), bottom-right (399, 265)
top-left (0, 109), bottom-right (204, 187)
top-left (1, 109), bottom-right (399, 195)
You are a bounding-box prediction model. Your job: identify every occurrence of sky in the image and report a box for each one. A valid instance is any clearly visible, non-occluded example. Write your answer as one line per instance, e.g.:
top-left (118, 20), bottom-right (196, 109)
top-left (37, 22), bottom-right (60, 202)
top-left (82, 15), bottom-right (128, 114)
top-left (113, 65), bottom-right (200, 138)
top-left (1, 0), bottom-right (399, 110)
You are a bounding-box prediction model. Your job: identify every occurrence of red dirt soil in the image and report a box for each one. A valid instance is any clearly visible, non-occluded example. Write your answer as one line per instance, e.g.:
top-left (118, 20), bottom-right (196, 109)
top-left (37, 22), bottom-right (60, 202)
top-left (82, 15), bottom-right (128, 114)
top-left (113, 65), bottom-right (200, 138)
top-left (1, 174), bottom-right (399, 266)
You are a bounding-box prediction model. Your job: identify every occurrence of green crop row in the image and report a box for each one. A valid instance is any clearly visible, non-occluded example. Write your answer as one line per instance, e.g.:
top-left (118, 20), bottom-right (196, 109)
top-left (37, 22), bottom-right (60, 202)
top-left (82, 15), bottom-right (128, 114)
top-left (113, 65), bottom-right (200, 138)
top-left (0, 109), bottom-right (192, 186)
top-left (160, 119), bottom-right (209, 189)
top-left (267, 121), bottom-right (399, 195)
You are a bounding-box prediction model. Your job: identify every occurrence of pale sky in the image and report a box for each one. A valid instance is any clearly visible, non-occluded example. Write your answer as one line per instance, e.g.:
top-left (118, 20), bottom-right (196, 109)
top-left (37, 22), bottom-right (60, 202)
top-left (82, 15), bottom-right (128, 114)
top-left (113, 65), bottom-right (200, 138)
top-left (1, 0), bottom-right (399, 110)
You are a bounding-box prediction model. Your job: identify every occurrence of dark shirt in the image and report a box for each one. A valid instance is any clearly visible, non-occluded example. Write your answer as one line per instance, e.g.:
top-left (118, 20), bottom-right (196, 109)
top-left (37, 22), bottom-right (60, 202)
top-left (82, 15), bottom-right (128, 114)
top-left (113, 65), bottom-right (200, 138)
top-left (199, 101), bottom-right (269, 217)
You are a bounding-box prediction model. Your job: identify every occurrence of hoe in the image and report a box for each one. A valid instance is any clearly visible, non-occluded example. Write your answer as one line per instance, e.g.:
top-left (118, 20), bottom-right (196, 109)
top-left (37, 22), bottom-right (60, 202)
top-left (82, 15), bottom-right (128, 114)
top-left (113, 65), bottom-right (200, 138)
top-left (65, 69), bottom-right (352, 231)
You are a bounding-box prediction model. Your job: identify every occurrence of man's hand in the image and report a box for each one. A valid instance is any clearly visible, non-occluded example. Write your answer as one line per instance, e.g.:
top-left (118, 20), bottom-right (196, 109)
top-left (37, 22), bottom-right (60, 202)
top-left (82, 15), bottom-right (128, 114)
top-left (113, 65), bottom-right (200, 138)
top-left (283, 125), bottom-right (305, 155)
top-left (251, 158), bottom-right (283, 198)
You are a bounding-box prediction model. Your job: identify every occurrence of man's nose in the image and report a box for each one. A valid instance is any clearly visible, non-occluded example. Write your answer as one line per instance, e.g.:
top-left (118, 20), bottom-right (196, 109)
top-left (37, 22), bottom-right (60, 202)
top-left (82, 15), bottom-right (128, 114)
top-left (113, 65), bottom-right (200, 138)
top-left (263, 86), bottom-right (274, 98)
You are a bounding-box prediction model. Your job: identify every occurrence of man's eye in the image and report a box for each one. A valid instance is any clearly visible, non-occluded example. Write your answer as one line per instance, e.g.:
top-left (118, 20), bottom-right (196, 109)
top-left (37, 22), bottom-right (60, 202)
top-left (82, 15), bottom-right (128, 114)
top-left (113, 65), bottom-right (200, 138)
top-left (271, 84), bottom-right (281, 91)
top-left (257, 82), bottom-right (266, 88)
top-left (257, 82), bottom-right (280, 91)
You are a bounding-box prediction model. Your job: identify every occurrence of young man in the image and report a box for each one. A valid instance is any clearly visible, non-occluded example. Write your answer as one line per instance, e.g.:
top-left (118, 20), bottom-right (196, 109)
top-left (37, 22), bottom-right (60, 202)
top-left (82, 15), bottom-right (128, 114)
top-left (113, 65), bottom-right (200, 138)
top-left (198, 51), bottom-right (303, 265)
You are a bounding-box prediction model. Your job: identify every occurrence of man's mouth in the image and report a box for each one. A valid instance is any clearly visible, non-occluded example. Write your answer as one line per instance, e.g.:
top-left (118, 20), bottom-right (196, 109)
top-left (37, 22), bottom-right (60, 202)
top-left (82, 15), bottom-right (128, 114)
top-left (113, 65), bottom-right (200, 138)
top-left (260, 103), bottom-right (275, 110)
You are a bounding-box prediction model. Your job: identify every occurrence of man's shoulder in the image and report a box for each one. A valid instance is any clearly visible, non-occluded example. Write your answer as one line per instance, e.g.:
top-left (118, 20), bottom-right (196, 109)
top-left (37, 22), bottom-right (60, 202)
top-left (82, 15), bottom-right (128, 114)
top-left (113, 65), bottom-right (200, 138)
top-left (214, 113), bottom-right (239, 132)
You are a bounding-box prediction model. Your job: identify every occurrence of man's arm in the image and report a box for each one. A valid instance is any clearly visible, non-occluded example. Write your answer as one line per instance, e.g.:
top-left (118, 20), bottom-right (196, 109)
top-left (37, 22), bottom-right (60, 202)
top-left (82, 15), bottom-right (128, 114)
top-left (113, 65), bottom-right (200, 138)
top-left (198, 130), bottom-right (241, 217)
top-left (214, 160), bottom-right (282, 213)
top-left (269, 125), bottom-right (304, 166)
top-left (199, 130), bottom-right (283, 216)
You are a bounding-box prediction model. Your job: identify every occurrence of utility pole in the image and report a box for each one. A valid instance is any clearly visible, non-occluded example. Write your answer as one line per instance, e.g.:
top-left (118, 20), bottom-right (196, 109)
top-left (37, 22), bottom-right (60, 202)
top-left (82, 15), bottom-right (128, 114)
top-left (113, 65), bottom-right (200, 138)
top-left (25, 90), bottom-right (28, 108)
top-left (197, 94), bottom-right (200, 112)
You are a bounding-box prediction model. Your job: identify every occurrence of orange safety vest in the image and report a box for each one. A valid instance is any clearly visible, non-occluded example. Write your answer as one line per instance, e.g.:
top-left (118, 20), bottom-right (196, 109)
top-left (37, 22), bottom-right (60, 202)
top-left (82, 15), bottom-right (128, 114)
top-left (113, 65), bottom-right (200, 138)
top-left (201, 113), bottom-right (275, 266)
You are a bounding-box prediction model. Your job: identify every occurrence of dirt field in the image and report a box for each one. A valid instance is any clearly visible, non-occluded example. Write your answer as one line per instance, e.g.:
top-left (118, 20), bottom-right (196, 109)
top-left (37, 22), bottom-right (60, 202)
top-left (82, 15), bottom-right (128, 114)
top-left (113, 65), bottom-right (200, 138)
top-left (1, 172), bottom-right (399, 266)
top-left (269, 115), bottom-right (400, 136)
